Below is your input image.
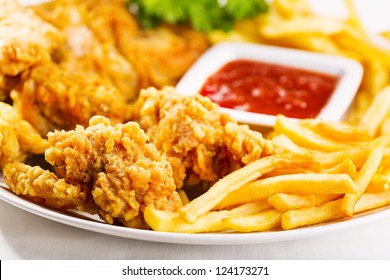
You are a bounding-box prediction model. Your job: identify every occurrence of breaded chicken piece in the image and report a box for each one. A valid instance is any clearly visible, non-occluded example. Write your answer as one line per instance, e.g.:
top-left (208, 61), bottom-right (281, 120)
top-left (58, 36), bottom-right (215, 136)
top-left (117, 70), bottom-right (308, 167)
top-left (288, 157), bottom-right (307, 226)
top-left (3, 163), bottom-right (91, 211)
top-left (32, 0), bottom-right (139, 101)
top-left (0, 0), bottom-right (63, 76)
top-left (45, 116), bottom-right (181, 228)
top-left (56, 27), bottom-right (139, 101)
top-left (119, 26), bottom-right (210, 90)
top-left (32, 0), bottom-right (209, 94)
top-left (11, 61), bottom-right (130, 136)
top-left (0, 102), bottom-right (48, 169)
top-left (132, 87), bottom-right (273, 188)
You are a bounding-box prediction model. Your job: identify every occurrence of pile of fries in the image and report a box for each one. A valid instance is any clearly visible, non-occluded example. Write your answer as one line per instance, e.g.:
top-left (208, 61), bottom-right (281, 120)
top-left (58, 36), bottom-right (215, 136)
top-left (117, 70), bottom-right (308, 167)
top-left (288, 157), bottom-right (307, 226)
top-left (144, 0), bottom-right (390, 233)
top-left (145, 86), bottom-right (390, 232)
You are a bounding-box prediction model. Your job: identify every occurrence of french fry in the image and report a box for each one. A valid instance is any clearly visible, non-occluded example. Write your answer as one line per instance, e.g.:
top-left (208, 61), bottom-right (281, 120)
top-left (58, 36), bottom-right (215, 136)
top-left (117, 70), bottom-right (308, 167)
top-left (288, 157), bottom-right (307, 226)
top-left (281, 192), bottom-right (390, 231)
top-left (274, 115), bottom-right (359, 151)
top-left (222, 210), bottom-right (282, 232)
top-left (365, 174), bottom-right (389, 193)
top-left (216, 173), bottom-right (356, 210)
top-left (344, 0), bottom-right (371, 42)
top-left (178, 153), bottom-right (317, 223)
top-left (313, 147), bottom-right (372, 169)
top-left (380, 118), bottom-right (390, 135)
top-left (271, 133), bottom-right (304, 153)
top-left (354, 191), bottom-right (390, 213)
top-left (380, 31), bottom-right (390, 41)
top-left (358, 86), bottom-right (390, 137)
top-left (144, 201), bottom-right (271, 233)
top-left (273, 0), bottom-right (312, 18)
top-left (300, 119), bottom-right (372, 142)
top-left (177, 189), bottom-right (190, 205)
top-left (145, 207), bottom-right (229, 233)
top-left (259, 15), bottom-right (345, 39)
top-left (341, 144), bottom-right (384, 217)
top-left (268, 193), bottom-right (341, 212)
top-left (323, 159), bottom-right (357, 178)
top-left (281, 199), bottom-right (343, 230)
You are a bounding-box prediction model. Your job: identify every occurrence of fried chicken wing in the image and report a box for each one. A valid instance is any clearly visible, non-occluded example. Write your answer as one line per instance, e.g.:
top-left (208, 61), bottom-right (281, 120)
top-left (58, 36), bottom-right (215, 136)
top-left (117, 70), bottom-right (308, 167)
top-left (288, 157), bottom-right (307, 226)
top-left (132, 87), bottom-right (274, 188)
top-left (11, 61), bottom-right (130, 136)
top-left (0, 102), bottom-right (48, 169)
top-left (3, 162), bottom-right (90, 211)
top-left (45, 116), bottom-right (181, 228)
top-left (0, 0), bottom-right (63, 76)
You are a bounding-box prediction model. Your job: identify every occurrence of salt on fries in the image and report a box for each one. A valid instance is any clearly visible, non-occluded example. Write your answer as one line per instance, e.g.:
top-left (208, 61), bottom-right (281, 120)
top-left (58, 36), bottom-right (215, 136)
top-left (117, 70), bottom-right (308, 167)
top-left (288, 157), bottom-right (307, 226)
top-left (145, 88), bottom-right (390, 233)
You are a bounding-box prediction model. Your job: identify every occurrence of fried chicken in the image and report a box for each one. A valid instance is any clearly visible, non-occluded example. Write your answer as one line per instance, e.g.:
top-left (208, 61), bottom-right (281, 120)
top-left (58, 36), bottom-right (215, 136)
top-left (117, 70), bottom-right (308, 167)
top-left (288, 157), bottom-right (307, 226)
top-left (31, 0), bottom-right (139, 101)
top-left (132, 87), bottom-right (274, 189)
top-left (0, 0), bottom-right (63, 76)
top-left (118, 26), bottom-right (210, 90)
top-left (0, 102), bottom-right (48, 169)
top-left (32, 0), bottom-right (209, 96)
top-left (3, 162), bottom-right (91, 211)
top-left (45, 116), bottom-right (181, 228)
top-left (11, 61), bottom-right (130, 136)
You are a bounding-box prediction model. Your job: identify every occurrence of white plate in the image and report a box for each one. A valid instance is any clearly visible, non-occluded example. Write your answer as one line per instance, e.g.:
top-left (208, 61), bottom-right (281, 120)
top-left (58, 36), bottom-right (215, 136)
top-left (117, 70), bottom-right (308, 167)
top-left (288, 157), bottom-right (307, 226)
top-left (2, 176), bottom-right (390, 245)
top-left (4, 0), bottom-right (389, 246)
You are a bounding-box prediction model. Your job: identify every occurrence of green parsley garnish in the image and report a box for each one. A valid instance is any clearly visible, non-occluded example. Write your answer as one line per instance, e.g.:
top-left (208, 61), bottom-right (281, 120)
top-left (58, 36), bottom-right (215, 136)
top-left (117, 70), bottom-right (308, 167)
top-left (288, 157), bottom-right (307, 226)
top-left (127, 0), bottom-right (269, 32)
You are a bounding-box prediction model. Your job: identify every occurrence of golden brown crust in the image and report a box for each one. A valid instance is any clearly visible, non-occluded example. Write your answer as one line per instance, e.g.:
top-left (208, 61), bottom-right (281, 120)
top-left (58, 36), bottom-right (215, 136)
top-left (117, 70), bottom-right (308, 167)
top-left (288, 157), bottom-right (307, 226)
top-left (45, 116), bottom-right (181, 227)
top-left (0, 0), bottom-right (63, 76)
top-left (133, 87), bottom-right (274, 188)
top-left (0, 102), bottom-right (48, 169)
top-left (3, 162), bottom-right (90, 211)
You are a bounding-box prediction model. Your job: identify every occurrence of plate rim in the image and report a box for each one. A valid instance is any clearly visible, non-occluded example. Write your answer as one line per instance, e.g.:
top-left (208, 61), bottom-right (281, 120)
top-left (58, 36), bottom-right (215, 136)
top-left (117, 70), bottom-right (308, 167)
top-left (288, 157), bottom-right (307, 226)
top-left (1, 184), bottom-right (390, 245)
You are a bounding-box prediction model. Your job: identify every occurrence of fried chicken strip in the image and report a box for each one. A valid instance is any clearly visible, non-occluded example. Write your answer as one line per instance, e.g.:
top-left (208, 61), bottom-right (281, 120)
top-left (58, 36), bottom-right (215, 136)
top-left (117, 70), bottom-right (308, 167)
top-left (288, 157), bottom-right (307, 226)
top-left (0, 102), bottom-right (48, 169)
top-left (0, 0), bottom-right (63, 76)
top-left (3, 162), bottom-right (90, 211)
top-left (45, 116), bottom-right (181, 228)
top-left (31, 0), bottom-right (139, 101)
top-left (132, 87), bottom-right (274, 188)
top-left (11, 61), bottom-right (130, 136)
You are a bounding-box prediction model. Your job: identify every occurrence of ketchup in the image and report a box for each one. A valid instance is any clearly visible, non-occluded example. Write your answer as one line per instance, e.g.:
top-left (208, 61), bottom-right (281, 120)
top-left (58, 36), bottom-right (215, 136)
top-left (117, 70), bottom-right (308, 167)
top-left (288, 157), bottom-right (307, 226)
top-left (200, 59), bottom-right (339, 119)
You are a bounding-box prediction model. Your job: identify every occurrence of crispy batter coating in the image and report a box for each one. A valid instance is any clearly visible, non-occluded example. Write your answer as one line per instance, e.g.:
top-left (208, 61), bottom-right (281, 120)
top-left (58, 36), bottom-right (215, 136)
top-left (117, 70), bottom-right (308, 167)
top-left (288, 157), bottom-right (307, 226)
top-left (3, 162), bottom-right (90, 211)
top-left (0, 0), bottom-right (63, 76)
top-left (132, 87), bottom-right (273, 188)
top-left (119, 26), bottom-right (210, 90)
top-left (45, 116), bottom-right (181, 227)
top-left (224, 122), bottom-right (273, 165)
top-left (11, 61), bottom-right (130, 136)
top-left (33, 0), bottom-right (209, 91)
top-left (32, 0), bottom-right (139, 101)
top-left (0, 102), bottom-right (48, 169)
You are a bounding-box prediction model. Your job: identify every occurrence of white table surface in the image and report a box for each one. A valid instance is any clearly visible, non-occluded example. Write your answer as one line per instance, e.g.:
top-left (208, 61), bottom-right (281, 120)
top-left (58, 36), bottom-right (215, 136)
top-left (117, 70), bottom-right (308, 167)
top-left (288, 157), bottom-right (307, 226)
top-left (2, 0), bottom-right (390, 260)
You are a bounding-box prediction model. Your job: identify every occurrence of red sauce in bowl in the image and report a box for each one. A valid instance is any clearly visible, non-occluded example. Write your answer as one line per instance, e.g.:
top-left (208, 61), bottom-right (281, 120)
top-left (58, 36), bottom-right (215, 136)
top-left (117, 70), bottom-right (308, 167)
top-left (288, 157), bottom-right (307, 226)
top-left (200, 59), bottom-right (339, 119)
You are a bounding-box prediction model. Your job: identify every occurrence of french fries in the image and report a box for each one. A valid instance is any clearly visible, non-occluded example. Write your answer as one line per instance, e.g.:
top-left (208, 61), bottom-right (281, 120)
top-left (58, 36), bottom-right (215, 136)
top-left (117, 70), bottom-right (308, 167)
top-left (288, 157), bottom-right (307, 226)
top-left (358, 86), bottom-right (390, 137)
top-left (144, 201), bottom-right (271, 233)
top-left (222, 210), bottom-right (282, 233)
top-left (341, 143), bottom-right (384, 217)
top-left (178, 152), bottom-right (317, 223)
top-left (216, 173), bottom-right (357, 210)
top-left (268, 193), bottom-right (341, 212)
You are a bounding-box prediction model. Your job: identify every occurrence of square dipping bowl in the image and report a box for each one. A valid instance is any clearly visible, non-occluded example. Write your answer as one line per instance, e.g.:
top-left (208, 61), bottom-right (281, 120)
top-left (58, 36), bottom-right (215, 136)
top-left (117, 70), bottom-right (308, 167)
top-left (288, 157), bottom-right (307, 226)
top-left (176, 42), bottom-right (363, 127)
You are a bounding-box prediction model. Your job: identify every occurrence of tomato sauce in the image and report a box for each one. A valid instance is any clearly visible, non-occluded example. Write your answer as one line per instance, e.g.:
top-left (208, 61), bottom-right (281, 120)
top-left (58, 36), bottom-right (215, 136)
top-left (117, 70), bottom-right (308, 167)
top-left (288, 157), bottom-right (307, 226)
top-left (200, 59), bottom-right (339, 119)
